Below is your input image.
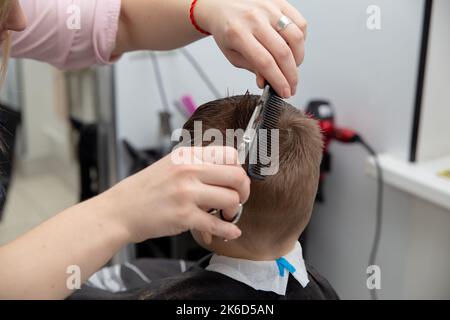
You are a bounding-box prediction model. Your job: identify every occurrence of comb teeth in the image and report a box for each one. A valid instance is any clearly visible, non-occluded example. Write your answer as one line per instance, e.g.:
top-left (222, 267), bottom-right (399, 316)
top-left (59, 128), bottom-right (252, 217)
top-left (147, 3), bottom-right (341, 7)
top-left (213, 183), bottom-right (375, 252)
top-left (248, 87), bottom-right (284, 180)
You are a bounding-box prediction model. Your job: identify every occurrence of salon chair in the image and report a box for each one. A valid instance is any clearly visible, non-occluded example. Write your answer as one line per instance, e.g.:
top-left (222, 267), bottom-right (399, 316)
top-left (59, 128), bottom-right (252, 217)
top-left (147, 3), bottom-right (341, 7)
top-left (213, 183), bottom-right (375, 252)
top-left (0, 105), bottom-right (21, 219)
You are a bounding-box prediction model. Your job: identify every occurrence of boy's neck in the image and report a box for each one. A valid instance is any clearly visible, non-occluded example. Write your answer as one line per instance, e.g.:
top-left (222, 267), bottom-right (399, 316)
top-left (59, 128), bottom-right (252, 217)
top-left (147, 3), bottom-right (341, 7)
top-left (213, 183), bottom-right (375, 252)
top-left (213, 239), bottom-right (298, 261)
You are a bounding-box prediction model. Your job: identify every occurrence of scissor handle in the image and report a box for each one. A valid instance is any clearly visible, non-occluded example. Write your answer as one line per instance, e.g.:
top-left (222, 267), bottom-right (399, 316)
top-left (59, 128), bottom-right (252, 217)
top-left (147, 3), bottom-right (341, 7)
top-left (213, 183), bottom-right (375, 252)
top-left (208, 204), bottom-right (243, 225)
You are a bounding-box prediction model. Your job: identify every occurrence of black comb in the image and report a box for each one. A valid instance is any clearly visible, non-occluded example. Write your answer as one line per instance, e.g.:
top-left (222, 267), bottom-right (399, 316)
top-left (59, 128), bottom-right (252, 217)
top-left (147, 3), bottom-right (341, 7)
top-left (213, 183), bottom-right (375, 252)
top-left (247, 85), bottom-right (284, 180)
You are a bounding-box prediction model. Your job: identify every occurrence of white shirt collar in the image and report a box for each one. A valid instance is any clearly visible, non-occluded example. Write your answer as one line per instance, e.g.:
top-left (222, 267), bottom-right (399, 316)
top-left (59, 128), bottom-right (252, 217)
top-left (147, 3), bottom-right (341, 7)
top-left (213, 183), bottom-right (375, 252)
top-left (205, 241), bottom-right (309, 296)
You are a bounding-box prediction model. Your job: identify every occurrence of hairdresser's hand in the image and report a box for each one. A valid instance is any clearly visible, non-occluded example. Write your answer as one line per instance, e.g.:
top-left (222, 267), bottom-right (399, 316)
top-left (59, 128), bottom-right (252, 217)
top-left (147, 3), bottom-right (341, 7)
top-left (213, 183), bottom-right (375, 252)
top-left (195, 0), bottom-right (307, 98)
top-left (102, 146), bottom-right (250, 243)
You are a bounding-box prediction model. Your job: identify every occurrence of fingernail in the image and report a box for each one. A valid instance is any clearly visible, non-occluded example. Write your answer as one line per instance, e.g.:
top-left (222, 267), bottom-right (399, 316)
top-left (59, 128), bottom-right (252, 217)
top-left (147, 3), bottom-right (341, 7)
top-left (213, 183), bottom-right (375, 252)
top-left (283, 88), bottom-right (291, 98)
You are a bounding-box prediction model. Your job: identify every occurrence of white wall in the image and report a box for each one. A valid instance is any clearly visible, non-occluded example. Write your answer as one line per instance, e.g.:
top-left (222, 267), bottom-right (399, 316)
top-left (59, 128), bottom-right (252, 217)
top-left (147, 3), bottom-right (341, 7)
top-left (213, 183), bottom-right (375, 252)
top-left (114, 0), bottom-right (449, 299)
top-left (290, 0), bottom-right (422, 299)
top-left (293, 0), bottom-right (423, 160)
top-left (15, 60), bottom-right (72, 174)
top-left (401, 0), bottom-right (450, 298)
top-left (402, 199), bottom-right (450, 299)
top-left (298, 0), bottom-right (450, 299)
top-left (416, 0), bottom-right (450, 162)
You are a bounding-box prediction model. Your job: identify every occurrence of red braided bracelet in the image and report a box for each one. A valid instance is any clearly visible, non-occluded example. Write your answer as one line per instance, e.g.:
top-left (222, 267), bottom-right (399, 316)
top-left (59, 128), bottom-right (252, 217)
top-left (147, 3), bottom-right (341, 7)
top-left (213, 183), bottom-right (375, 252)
top-left (190, 0), bottom-right (211, 36)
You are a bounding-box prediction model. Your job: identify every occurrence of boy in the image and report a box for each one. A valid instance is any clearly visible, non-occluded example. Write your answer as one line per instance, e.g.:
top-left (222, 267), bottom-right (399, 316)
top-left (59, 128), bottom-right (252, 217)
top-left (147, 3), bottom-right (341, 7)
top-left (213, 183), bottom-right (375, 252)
top-left (136, 94), bottom-right (338, 300)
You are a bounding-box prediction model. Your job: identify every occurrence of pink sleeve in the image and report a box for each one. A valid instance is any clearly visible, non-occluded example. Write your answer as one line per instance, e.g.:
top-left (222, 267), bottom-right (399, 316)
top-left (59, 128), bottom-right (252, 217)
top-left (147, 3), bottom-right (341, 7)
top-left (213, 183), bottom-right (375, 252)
top-left (11, 0), bottom-right (122, 70)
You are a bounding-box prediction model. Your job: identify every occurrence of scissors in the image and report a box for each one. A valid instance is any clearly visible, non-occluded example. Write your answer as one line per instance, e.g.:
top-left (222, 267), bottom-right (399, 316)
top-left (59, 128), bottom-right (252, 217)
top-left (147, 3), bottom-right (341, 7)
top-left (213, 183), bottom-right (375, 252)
top-left (237, 85), bottom-right (270, 164)
top-left (209, 86), bottom-right (271, 225)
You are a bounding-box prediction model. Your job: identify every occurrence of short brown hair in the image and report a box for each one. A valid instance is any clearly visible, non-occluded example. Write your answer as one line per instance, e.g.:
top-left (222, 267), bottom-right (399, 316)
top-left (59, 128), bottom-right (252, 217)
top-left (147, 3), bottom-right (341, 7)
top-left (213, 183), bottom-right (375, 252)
top-left (183, 94), bottom-right (323, 248)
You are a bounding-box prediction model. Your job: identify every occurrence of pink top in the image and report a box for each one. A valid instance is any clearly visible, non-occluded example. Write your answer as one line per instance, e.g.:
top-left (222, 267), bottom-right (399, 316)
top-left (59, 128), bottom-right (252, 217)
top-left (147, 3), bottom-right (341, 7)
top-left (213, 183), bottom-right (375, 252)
top-left (11, 0), bottom-right (122, 70)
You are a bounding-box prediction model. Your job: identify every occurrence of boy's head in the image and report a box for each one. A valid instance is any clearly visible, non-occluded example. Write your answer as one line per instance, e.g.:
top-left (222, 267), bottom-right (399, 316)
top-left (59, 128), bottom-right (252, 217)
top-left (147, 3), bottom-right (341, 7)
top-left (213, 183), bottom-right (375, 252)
top-left (182, 94), bottom-right (323, 258)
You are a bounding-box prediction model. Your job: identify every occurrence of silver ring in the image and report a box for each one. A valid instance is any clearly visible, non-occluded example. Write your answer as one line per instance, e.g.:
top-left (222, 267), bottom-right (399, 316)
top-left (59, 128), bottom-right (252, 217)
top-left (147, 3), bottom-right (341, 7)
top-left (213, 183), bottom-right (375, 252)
top-left (230, 203), bottom-right (243, 225)
top-left (213, 203), bottom-right (243, 225)
top-left (276, 15), bottom-right (292, 32)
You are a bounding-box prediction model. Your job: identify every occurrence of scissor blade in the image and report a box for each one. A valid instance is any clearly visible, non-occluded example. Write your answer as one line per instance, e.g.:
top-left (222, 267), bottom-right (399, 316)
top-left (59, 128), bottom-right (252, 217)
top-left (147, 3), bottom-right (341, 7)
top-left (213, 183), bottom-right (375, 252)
top-left (237, 86), bottom-right (270, 164)
top-left (237, 106), bottom-right (261, 163)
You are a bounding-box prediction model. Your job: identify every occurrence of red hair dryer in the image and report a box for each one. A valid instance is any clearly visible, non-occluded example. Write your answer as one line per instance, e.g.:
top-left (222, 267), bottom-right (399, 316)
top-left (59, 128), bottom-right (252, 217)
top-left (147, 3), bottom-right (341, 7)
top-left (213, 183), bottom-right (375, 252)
top-left (305, 100), bottom-right (358, 202)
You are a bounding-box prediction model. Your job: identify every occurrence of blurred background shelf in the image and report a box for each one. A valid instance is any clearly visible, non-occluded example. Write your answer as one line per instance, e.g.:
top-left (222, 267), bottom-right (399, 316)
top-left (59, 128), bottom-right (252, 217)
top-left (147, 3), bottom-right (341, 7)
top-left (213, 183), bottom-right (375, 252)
top-left (367, 154), bottom-right (450, 211)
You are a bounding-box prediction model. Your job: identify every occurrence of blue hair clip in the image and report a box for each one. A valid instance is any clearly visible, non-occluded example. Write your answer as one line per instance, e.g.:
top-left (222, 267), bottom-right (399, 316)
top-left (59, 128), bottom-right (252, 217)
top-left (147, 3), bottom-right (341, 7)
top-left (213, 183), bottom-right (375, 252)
top-left (276, 257), bottom-right (296, 277)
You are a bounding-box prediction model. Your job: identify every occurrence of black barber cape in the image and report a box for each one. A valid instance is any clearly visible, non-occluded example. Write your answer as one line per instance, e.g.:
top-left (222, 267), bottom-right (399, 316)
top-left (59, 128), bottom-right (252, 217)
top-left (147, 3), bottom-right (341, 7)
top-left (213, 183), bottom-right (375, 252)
top-left (68, 255), bottom-right (339, 300)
